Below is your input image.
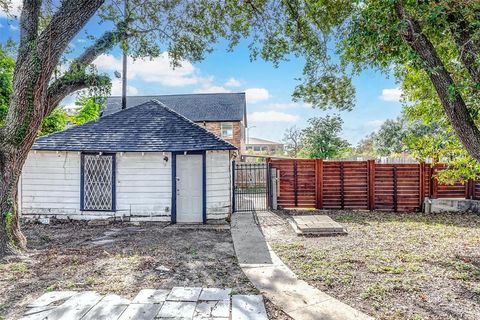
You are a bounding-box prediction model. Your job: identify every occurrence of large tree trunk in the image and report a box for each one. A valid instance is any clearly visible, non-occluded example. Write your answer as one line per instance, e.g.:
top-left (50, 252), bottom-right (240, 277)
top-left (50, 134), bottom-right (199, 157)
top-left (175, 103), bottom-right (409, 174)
top-left (0, 148), bottom-right (28, 257)
top-left (394, 1), bottom-right (480, 163)
top-left (0, 0), bottom-right (106, 258)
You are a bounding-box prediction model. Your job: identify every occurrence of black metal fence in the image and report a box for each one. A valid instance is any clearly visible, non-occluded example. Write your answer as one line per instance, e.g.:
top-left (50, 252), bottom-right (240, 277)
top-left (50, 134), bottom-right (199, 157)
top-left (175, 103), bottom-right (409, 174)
top-left (232, 162), bottom-right (270, 212)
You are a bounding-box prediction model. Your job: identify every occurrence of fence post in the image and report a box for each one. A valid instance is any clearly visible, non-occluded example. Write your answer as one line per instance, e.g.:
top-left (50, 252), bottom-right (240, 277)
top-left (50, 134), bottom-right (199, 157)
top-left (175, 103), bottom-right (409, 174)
top-left (367, 160), bottom-right (375, 211)
top-left (270, 166), bottom-right (278, 209)
top-left (232, 160), bottom-right (236, 213)
top-left (419, 162), bottom-right (425, 208)
top-left (466, 179), bottom-right (474, 199)
top-left (474, 181), bottom-right (478, 200)
top-left (315, 159), bottom-right (323, 209)
top-left (340, 162), bottom-right (345, 209)
top-left (293, 160), bottom-right (298, 207)
top-left (392, 166), bottom-right (398, 212)
top-left (427, 163), bottom-right (433, 198)
top-left (432, 165), bottom-right (438, 199)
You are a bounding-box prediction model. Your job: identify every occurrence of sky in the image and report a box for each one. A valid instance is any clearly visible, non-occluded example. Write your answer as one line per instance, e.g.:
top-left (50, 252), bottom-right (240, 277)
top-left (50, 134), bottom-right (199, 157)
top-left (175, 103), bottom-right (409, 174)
top-left (0, 2), bottom-right (404, 146)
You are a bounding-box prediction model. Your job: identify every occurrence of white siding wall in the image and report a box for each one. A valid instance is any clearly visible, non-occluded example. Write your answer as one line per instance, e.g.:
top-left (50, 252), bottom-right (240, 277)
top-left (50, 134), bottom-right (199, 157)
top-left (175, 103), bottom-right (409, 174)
top-left (21, 150), bottom-right (231, 222)
top-left (116, 152), bottom-right (171, 221)
top-left (21, 151), bottom-right (85, 218)
top-left (206, 150), bottom-right (232, 219)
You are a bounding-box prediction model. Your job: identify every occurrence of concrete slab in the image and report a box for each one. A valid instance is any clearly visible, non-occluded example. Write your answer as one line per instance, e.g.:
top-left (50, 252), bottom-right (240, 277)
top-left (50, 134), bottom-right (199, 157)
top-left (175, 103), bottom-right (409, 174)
top-left (20, 306), bottom-right (57, 320)
top-left (242, 264), bottom-right (333, 313)
top-left (157, 301), bottom-right (196, 319)
top-left (132, 289), bottom-right (170, 304)
top-left (117, 303), bottom-right (162, 320)
top-left (426, 197), bottom-right (480, 213)
top-left (22, 289), bottom-right (268, 320)
top-left (23, 306), bottom-right (55, 316)
top-left (44, 291), bottom-right (103, 320)
top-left (27, 290), bottom-right (77, 307)
top-left (194, 300), bottom-right (230, 318)
top-left (230, 211), bottom-right (273, 265)
top-left (19, 309), bottom-right (54, 320)
top-left (198, 288), bottom-right (231, 301)
top-left (291, 215), bottom-right (347, 235)
top-left (231, 295), bottom-right (268, 320)
top-left (100, 294), bottom-right (131, 305)
top-left (81, 294), bottom-right (130, 320)
top-left (167, 287), bottom-right (202, 302)
top-left (287, 296), bottom-right (370, 320)
top-left (81, 303), bottom-right (128, 320)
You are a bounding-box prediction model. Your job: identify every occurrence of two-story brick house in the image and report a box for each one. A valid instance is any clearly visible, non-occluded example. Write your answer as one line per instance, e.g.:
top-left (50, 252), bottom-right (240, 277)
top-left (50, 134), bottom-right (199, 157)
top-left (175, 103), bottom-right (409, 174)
top-left (103, 93), bottom-right (247, 152)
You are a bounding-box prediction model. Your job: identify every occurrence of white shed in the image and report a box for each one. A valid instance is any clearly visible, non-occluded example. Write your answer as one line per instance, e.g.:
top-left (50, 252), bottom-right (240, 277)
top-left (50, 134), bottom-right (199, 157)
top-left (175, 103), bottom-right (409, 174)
top-left (20, 100), bottom-right (236, 223)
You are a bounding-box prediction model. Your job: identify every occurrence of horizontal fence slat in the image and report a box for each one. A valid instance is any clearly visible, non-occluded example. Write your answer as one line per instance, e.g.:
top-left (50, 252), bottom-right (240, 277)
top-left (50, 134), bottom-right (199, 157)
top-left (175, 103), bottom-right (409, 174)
top-left (269, 159), bottom-right (472, 212)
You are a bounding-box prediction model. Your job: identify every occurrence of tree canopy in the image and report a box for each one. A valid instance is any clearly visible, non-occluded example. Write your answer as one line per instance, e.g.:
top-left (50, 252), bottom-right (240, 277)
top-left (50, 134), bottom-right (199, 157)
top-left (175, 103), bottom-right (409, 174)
top-left (299, 115), bottom-right (350, 159)
top-left (283, 126), bottom-right (303, 157)
top-left (238, 0), bottom-right (480, 166)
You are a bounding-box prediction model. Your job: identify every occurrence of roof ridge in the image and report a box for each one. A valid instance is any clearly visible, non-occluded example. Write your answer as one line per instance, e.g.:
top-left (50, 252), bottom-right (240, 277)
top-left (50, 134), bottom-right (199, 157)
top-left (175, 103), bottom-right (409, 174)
top-left (149, 99), bottom-right (237, 149)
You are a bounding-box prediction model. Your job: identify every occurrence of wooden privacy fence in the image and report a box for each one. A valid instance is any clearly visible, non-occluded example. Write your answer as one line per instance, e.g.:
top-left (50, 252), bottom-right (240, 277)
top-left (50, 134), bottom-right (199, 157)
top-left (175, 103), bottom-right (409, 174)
top-left (268, 159), bottom-right (480, 212)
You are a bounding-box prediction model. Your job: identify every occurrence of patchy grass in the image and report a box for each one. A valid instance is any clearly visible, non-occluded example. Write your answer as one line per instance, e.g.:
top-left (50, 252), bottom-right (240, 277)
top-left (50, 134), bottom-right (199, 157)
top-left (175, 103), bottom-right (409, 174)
top-left (267, 211), bottom-right (480, 320)
top-left (0, 222), bottom-right (264, 320)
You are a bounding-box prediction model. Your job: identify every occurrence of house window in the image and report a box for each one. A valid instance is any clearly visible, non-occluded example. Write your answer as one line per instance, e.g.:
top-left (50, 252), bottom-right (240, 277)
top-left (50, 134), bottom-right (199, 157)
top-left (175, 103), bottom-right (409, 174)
top-left (81, 153), bottom-right (115, 211)
top-left (221, 122), bottom-right (234, 139)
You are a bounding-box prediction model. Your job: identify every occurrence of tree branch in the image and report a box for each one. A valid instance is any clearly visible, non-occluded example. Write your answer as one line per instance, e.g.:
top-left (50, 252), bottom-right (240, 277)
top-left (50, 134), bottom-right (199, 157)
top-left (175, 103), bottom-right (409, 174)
top-left (45, 73), bottom-right (110, 116)
top-left (36, 0), bottom-right (105, 78)
top-left (17, 0), bottom-right (42, 64)
top-left (445, 7), bottom-right (480, 85)
top-left (72, 31), bottom-right (120, 68)
top-left (44, 30), bottom-right (120, 115)
top-left (394, 0), bottom-right (480, 162)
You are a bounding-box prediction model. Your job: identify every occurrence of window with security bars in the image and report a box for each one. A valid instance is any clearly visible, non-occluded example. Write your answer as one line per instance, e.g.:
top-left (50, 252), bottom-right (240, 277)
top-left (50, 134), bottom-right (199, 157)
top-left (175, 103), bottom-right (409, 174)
top-left (81, 154), bottom-right (115, 211)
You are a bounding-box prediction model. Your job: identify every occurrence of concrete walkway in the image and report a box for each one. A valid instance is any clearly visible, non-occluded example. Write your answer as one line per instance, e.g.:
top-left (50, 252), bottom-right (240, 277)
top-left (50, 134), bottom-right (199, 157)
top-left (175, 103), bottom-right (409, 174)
top-left (231, 211), bottom-right (373, 320)
top-left (21, 287), bottom-right (268, 320)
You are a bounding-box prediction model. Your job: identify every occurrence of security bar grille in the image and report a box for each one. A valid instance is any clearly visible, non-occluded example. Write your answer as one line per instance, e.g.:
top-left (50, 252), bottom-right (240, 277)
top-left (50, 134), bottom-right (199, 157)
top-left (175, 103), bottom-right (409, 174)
top-left (82, 154), bottom-right (114, 211)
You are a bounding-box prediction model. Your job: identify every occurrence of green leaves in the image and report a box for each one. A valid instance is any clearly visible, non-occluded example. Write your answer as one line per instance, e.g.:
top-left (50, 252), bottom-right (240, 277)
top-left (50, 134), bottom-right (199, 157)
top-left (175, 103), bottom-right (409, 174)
top-left (38, 97), bottom-right (103, 136)
top-left (39, 108), bottom-right (67, 136)
top-left (299, 114), bottom-right (350, 159)
top-left (71, 97), bottom-right (102, 125)
top-left (0, 45), bottom-right (14, 128)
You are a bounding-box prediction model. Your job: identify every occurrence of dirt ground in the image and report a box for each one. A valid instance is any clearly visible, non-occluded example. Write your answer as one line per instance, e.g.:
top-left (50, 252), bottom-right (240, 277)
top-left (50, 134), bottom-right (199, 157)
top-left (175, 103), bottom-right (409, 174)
top-left (259, 210), bottom-right (480, 320)
top-left (0, 221), bottom-right (290, 320)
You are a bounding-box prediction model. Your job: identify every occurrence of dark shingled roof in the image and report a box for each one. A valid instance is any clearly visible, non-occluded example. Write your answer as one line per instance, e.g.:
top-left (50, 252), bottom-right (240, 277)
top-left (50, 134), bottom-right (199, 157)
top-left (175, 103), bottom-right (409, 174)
top-left (103, 93), bottom-right (246, 123)
top-left (32, 100), bottom-right (237, 152)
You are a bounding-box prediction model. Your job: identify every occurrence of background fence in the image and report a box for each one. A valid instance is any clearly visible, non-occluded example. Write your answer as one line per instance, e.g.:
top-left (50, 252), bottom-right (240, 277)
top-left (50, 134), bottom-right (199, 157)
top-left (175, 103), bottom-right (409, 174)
top-left (269, 159), bottom-right (480, 212)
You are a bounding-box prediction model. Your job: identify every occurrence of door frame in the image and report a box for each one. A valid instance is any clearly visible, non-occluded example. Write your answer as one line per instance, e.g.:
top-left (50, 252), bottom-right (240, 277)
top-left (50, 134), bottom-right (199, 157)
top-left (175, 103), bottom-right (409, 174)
top-left (171, 150), bottom-right (207, 224)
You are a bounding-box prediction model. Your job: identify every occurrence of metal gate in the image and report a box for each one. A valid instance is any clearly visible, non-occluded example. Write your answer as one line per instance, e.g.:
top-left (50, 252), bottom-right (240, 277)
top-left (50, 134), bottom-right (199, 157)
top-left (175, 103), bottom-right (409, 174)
top-left (233, 161), bottom-right (270, 212)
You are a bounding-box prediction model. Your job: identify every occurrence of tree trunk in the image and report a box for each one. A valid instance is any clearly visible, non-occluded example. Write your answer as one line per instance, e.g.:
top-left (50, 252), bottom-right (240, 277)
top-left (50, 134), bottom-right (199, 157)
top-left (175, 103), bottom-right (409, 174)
top-left (0, 0), bottom-right (106, 259)
top-left (0, 148), bottom-right (27, 258)
top-left (394, 1), bottom-right (480, 163)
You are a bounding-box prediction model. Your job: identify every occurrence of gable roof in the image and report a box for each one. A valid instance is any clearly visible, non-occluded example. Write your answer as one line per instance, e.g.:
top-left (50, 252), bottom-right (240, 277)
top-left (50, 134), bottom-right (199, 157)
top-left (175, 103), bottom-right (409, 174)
top-left (103, 93), bottom-right (246, 123)
top-left (32, 100), bottom-right (236, 152)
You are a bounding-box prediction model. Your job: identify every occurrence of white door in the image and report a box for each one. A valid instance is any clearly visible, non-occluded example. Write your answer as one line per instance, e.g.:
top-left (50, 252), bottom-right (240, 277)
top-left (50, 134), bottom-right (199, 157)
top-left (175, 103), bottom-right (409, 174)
top-left (176, 154), bottom-right (203, 223)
